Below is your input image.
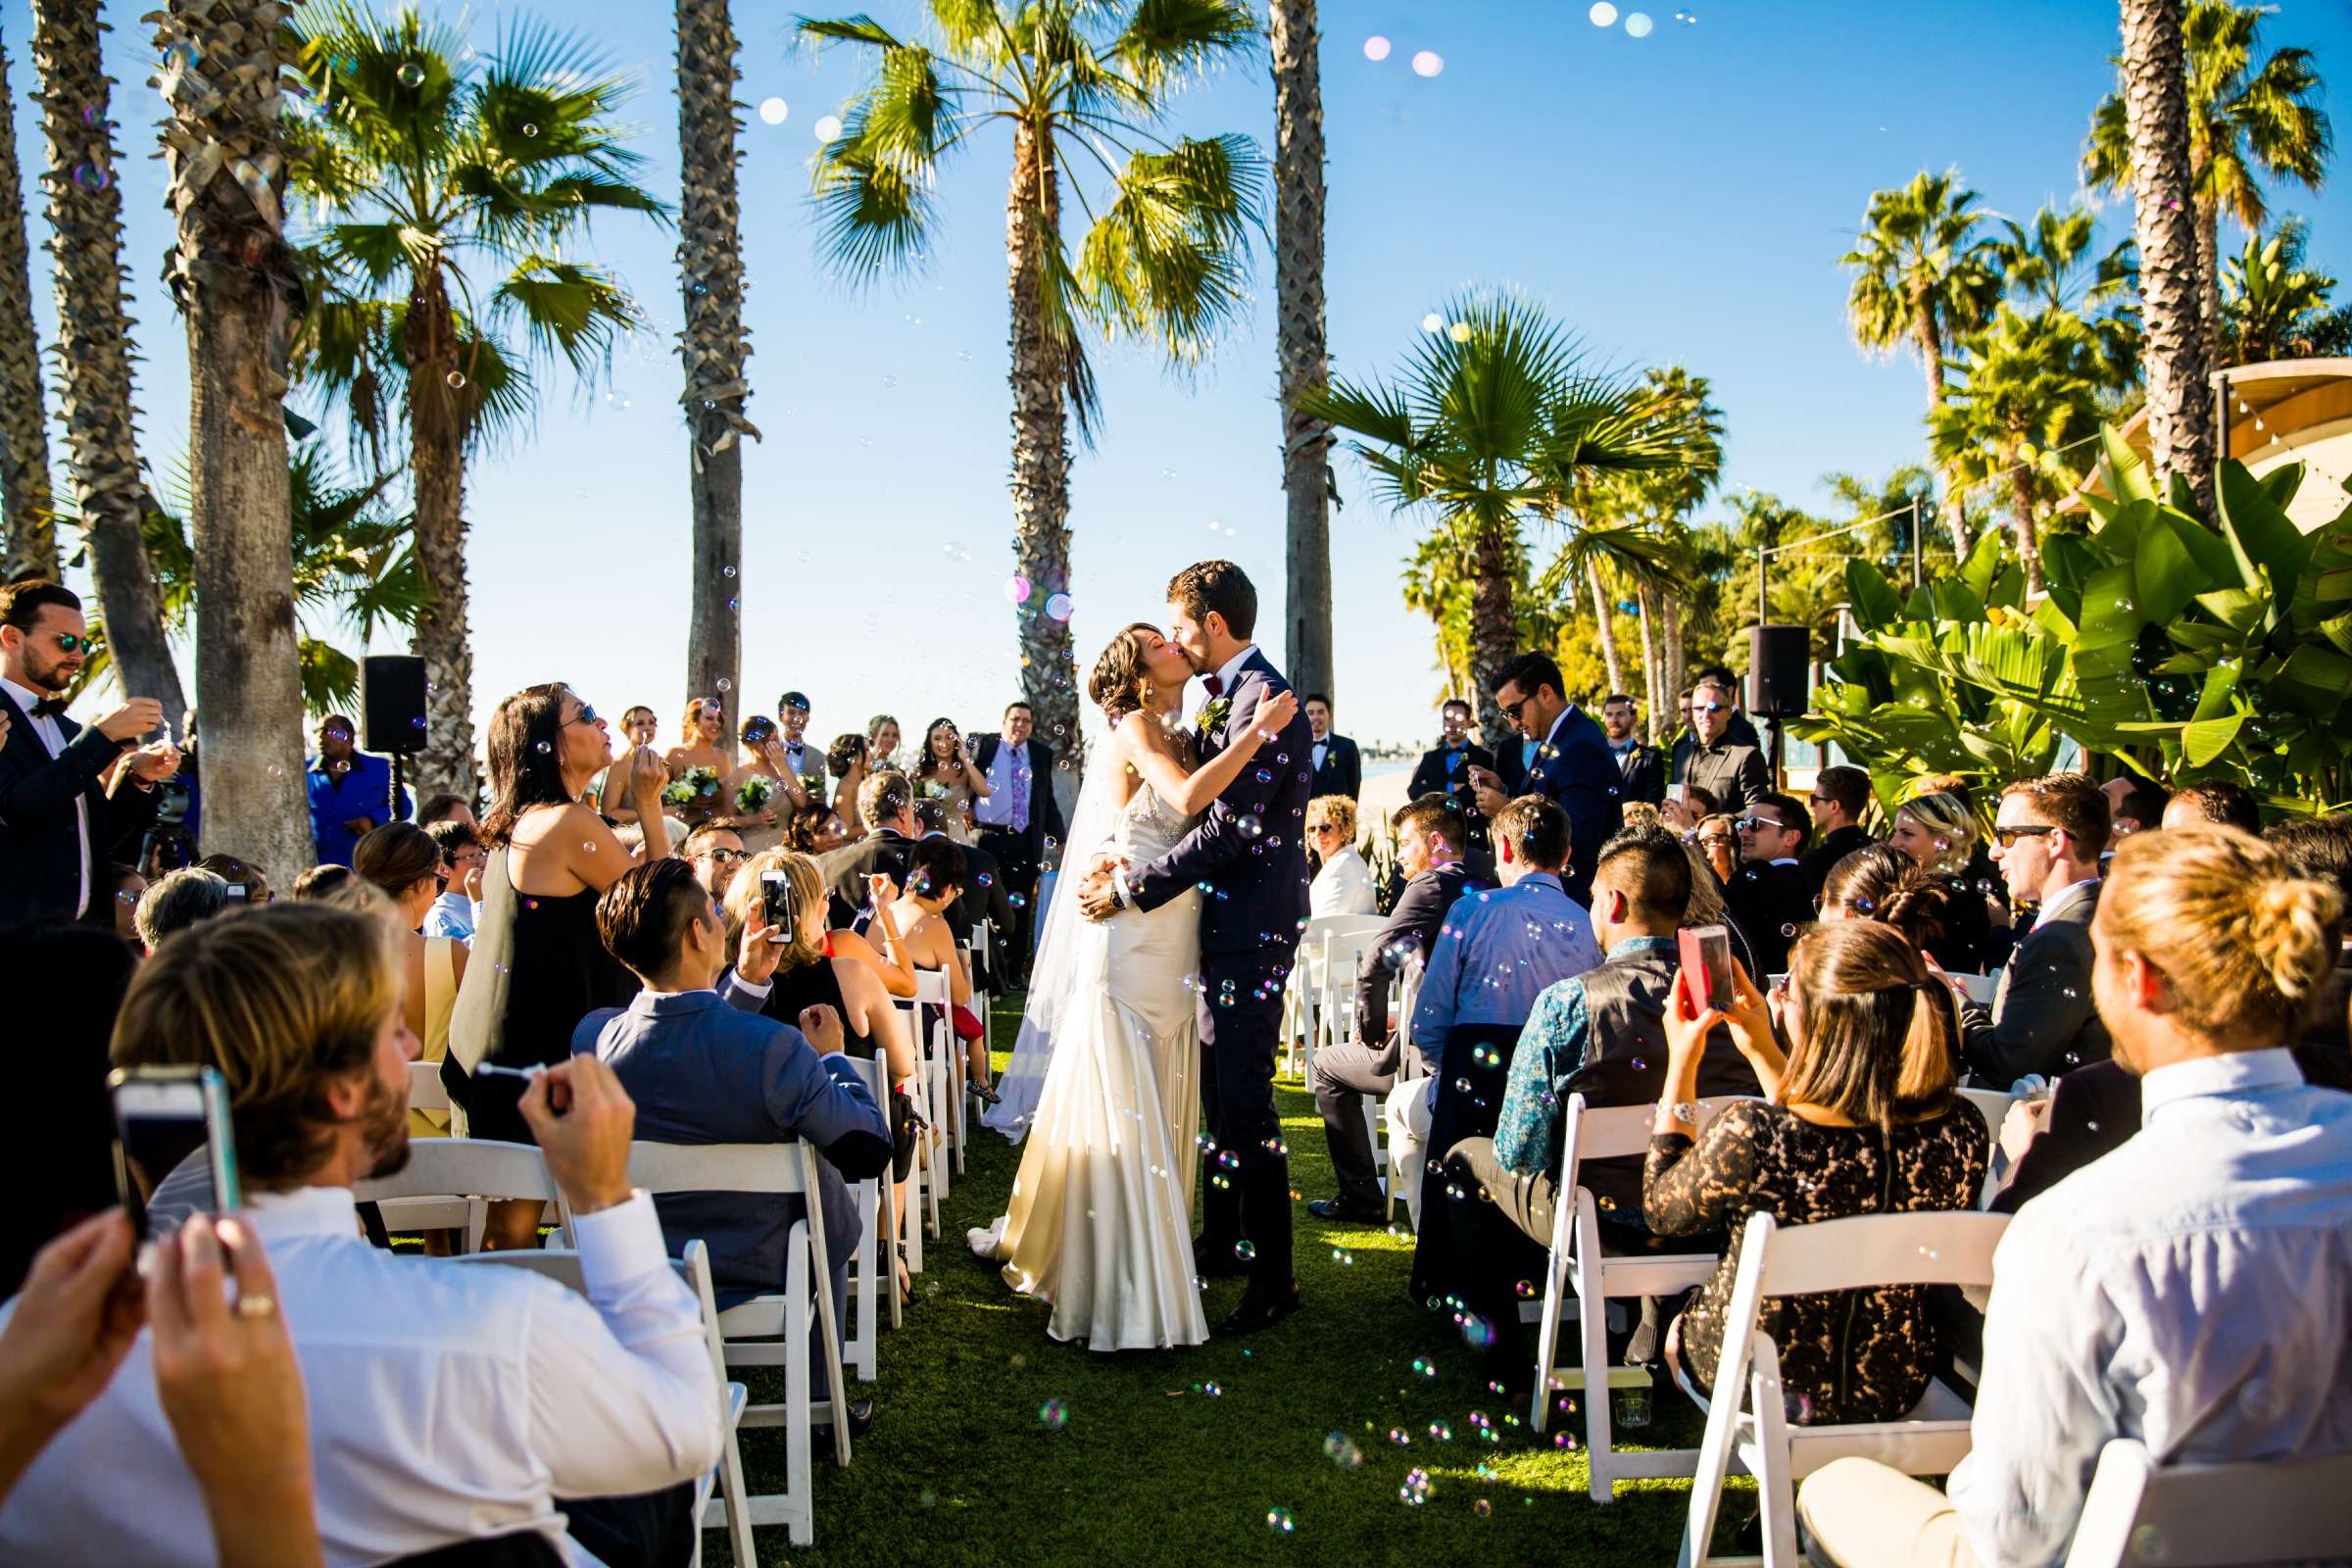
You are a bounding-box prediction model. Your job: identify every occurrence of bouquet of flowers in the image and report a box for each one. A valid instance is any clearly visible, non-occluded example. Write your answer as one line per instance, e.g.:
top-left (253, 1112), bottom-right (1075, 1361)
top-left (664, 765), bottom-right (721, 808)
top-left (918, 779), bottom-right (952, 801)
top-left (736, 774), bottom-right (776, 813)
top-left (800, 770), bottom-right (827, 800)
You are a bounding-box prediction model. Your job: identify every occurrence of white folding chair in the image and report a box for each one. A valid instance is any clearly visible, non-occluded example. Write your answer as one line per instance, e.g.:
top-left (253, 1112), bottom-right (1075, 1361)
top-left (447, 1242), bottom-right (757, 1567)
top-left (891, 969), bottom-right (955, 1237)
top-left (1531, 1095), bottom-right (1756, 1502)
top-left (1308, 921), bottom-right (1391, 1082)
top-left (1283, 912), bottom-right (1387, 1077)
top-left (1680, 1208), bottom-right (2012, 1568)
top-left (840, 1054), bottom-right (897, 1355)
top-left (409, 1059), bottom-right (451, 1116)
top-left (1382, 960), bottom-right (1427, 1227)
top-left (2065, 1437), bottom-right (2352, 1567)
top-left (353, 1137), bottom-right (573, 1252)
top-left (1954, 1086), bottom-right (2017, 1206)
top-left (625, 1141), bottom-right (853, 1546)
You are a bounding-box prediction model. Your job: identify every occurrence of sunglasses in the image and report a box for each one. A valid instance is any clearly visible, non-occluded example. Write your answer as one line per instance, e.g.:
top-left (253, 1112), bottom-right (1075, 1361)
top-left (44, 630), bottom-right (100, 654)
top-left (699, 847), bottom-right (751, 865)
top-left (564, 704), bottom-right (600, 728)
top-left (1693, 702), bottom-right (1729, 715)
top-left (1736, 815), bottom-right (1787, 832)
top-left (1991, 824), bottom-right (2058, 846)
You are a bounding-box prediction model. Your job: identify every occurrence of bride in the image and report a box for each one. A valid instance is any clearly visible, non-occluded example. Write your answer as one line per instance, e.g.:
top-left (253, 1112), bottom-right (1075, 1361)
top-left (967, 622), bottom-right (1296, 1349)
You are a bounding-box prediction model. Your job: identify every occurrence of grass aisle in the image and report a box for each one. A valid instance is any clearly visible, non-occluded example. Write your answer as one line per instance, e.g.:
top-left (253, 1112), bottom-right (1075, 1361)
top-left (722, 995), bottom-right (1723, 1566)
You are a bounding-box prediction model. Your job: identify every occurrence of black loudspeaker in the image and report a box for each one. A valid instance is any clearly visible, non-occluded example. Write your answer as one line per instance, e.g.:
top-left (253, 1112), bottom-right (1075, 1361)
top-left (1747, 626), bottom-right (1812, 718)
top-left (362, 655), bottom-right (429, 754)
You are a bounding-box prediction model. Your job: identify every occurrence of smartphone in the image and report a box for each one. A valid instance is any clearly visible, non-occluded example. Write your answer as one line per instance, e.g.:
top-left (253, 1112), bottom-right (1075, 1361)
top-left (222, 882), bottom-right (250, 903)
top-left (1677, 924), bottom-right (1735, 1015)
top-left (108, 1065), bottom-right (240, 1239)
top-left (761, 868), bottom-right (797, 943)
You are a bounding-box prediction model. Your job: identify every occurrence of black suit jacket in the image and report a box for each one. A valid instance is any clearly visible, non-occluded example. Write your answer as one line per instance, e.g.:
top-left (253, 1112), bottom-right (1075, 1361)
top-left (1726, 859), bottom-right (1813, 976)
top-left (816, 828), bottom-right (914, 931)
top-left (0, 691), bottom-right (157, 926)
top-left (1521, 705), bottom-right (1624, 906)
top-left (967, 733), bottom-right (1066, 851)
top-left (927, 833), bottom-right (1014, 959)
top-left (1966, 878), bottom-right (2108, 1085)
top-left (1800, 823), bottom-right (1876, 903)
top-left (1309, 732), bottom-right (1361, 801)
top-left (1406, 742), bottom-right (1493, 808)
top-left (1353, 863), bottom-right (1483, 1049)
top-left (1669, 735), bottom-right (1769, 814)
top-left (1610, 741), bottom-right (1667, 807)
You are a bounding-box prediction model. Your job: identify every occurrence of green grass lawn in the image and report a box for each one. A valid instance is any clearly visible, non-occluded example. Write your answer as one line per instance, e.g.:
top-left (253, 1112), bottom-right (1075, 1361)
top-left (715, 995), bottom-right (1741, 1566)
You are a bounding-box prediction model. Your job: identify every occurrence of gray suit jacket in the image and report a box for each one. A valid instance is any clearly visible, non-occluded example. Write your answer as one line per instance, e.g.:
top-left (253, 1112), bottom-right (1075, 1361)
top-left (1968, 878), bottom-right (2110, 1086)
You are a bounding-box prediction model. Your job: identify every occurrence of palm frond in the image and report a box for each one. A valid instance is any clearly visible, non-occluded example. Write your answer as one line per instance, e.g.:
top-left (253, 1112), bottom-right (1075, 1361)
top-left (1110, 0), bottom-right (1261, 97)
top-left (1074, 132), bottom-right (1263, 361)
top-left (488, 258), bottom-right (640, 382)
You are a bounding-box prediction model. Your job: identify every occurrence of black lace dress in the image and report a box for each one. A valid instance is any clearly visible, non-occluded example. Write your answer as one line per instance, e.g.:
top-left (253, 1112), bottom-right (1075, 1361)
top-left (1642, 1099), bottom-right (1987, 1426)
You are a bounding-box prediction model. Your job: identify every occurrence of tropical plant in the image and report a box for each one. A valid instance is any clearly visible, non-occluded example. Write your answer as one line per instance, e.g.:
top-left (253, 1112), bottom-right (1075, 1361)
top-left (1989, 202), bottom-right (2144, 393)
top-left (1303, 289), bottom-right (1718, 741)
top-left (2086, 0), bottom-right (2330, 371)
top-left (799, 1), bottom-right (1265, 760)
top-left (153, 0), bottom-right (314, 884)
top-left (2221, 219), bottom-right (2352, 364)
top-left (1270, 0), bottom-right (1332, 702)
top-left (1794, 430), bottom-right (2352, 814)
top-left (33, 0), bottom-right (185, 719)
top-left (1928, 305), bottom-right (2109, 596)
top-left (0, 27), bottom-right (57, 579)
top-left (284, 3), bottom-right (666, 803)
top-left (677, 0), bottom-right (758, 737)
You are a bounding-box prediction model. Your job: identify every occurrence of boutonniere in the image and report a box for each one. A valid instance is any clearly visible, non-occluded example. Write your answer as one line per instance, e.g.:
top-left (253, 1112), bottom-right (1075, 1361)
top-left (1196, 696), bottom-right (1232, 739)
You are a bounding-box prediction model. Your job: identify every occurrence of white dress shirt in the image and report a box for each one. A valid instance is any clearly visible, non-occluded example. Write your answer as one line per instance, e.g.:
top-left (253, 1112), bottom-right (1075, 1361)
top-left (1309, 845), bottom-right (1378, 918)
top-left (0, 672), bottom-right (92, 915)
top-left (1947, 1048), bottom-right (2352, 1566)
top-left (1208, 642), bottom-right (1259, 698)
top-left (0, 1185), bottom-right (722, 1566)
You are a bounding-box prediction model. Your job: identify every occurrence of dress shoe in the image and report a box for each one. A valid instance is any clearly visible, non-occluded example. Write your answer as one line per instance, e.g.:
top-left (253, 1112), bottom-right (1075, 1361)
top-left (814, 1396), bottom-right (877, 1455)
top-left (1218, 1284), bottom-right (1303, 1335)
top-left (1193, 1239), bottom-right (1251, 1278)
top-left (1306, 1197), bottom-right (1385, 1225)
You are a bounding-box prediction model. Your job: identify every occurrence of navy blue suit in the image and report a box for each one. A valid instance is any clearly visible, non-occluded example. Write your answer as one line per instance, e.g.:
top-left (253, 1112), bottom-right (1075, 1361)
top-left (1128, 647), bottom-right (1315, 1291)
top-left (1520, 705), bottom-right (1622, 906)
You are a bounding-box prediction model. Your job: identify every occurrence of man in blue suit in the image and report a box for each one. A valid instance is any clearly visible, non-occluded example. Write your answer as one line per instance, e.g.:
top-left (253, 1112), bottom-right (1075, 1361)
top-left (575, 858), bottom-right (894, 1436)
top-left (1468, 650), bottom-right (1622, 906)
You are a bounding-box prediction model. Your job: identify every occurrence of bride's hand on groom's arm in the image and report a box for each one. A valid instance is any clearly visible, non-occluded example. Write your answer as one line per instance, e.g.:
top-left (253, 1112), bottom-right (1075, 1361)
top-left (1076, 862), bottom-right (1124, 922)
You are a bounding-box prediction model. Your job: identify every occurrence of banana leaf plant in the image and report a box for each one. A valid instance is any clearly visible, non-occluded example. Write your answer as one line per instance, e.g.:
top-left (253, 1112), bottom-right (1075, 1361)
top-left (1791, 427), bottom-right (2352, 817)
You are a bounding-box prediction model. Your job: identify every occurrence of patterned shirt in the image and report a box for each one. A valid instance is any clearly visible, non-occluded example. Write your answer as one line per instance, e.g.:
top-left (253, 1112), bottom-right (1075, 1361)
top-left (1409, 871), bottom-right (1602, 1084)
top-left (1493, 935), bottom-right (1678, 1177)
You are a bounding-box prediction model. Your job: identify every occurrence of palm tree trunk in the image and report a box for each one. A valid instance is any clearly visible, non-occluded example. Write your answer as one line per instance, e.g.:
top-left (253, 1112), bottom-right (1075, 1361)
top-left (1468, 516), bottom-right (1518, 743)
top-left (155, 0), bottom-right (310, 882)
top-left (0, 27), bottom-right (58, 580)
top-left (1586, 556), bottom-right (1626, 697)
top-left (1635, 581), bottom-right (1663, 744)
top-left (2192, 179), bottom-right (2224, 372)
top-left (2117, 0), bottom-right (2216, 510)
top-left (677, 0), bottom-right (755, 740)
top-left (1911, 288), bottom-right (1977, 564)
top-left (405, 264), bottom-right (475, 806)
top-left (33, 0), bottom-right (185, 721)
top-left (2007, 454), bottom-right (2045, 597)
top-left (1006, 119), bottom-right (1080, 768)
top-left (1270, 0), bottom-right (1332, 704)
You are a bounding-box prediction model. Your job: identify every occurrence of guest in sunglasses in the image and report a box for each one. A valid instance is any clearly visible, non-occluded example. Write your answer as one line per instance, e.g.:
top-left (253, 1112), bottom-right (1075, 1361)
top-left (305, 712), bottom-right (409, 868)
top-left (1727, 793), bottom-right (1816, 976)
top-left (683, 822), bottom-right (750, 903)
top-left (1955, 774), bottom-right (2113, 1087)
top-left (1669, 676), bottom-right (1767, 815)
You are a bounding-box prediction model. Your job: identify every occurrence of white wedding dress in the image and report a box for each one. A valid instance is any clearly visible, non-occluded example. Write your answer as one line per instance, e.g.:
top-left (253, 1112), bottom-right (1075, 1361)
top-left (966, 771), bottom-right (1208, 1350)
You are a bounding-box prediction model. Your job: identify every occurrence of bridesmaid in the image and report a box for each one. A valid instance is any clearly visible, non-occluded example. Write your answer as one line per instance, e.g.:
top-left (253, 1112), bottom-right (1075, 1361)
top-left (908, 717), bottom-right (992, 845)
top-left (585, 705), bottom-right (659, 825)
top-left (662, 697), bottom-right (735, 829)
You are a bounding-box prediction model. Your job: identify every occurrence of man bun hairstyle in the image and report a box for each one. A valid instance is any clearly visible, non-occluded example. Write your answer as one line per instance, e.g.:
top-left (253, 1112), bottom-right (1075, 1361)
top-left (2264, 814), bottom-right (2352, 909)
top-left (1166, 560), bottom-right (1257, 641)
top-left (596, 858), bottom-right (714, 981)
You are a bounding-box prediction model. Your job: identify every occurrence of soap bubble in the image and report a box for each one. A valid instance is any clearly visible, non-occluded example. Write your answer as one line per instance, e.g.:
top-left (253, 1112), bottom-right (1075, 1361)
top-left (759, 97), bottom-right (788, 124)
top-left (1037, 1397), bottom-right (1068, 1431)
top-left (1448, 321), bottom-right (1471, 343)
top-left (396, 61), bottom-right (425, 87)
top-left (1045, 592), bottom-right (1074, 622)
top-left (1590, 1), bottom-right (1619, 23)
top-left (444, 370), bottom-right (466, 388)
top-left (1265, 1507), bottom-right (1295, 1534)
top-left (1362, 35), bottom-right (1391, 61)
top-left (1625, 12), bottom-right (1654, 36)
top-left (72, 163), bottom-right (111, 192)
top-left (1409, 50), bottom-right (1443, 76)
top-left (1421, 313), bottom-right (1444, 333)
top-left (1323, 1432), bottom-right (1363, 1470)
top-left (813, 113), bottom-right (843, 142)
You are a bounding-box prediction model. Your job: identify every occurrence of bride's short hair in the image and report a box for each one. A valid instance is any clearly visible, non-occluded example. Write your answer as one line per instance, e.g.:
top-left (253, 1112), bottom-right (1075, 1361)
top-left (1089, 622), bottom-right (1159, 724)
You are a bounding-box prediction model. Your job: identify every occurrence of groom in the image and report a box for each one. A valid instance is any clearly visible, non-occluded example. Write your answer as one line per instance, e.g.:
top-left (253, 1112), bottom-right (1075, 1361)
top-left (1080, 561), bottom-right (1315, 1333)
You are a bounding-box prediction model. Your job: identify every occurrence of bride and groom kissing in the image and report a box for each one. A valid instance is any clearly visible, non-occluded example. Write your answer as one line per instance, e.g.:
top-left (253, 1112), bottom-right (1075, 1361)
top-left (968, 560), bottom-right (1316, 1348)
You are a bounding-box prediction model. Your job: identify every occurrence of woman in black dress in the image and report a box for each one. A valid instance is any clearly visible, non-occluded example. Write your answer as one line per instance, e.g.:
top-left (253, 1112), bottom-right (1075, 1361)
top-left (1645, 920), bottom-right (1986, 1427)
top-left (447, 682), bottom-right (669, 1248)
top-left (1886, 791), bottom-right (2013, 974)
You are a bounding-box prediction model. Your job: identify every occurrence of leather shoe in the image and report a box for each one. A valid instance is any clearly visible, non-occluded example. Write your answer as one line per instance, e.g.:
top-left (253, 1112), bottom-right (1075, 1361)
top-left (1193, 1239), bottom-right (1251, 1278)
top-left (1306, 1197), bottom-right (1385, 1225)
top-left (814, 1396), bottom-right (877, 1454)
top-left (1218, 1284), bottom-right (1303, 1335)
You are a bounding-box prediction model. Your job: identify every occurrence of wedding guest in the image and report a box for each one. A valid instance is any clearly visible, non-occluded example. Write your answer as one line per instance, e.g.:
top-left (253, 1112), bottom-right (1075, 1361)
top-left (722, 716), bottom-right (790, 854)
top-left (99, 862), bottom-right (146, 946)
top-left (193, 853), bottom-right (271, 907)
top-left (820, 771), bottom-right (917, 930)
top-left (576, 858), bottom-right (891, 1434)
top-left (1727, 792), bottom-right (1814, 976)
top-left (449, 684), bottom-right (665, 1250)
top-left (2, 902), bottom-right (725, 1567)
top-left (2162, 777), bottom-right (2261, 834)
top-left (884, 836), bottom-right (988, 1099)
top-left (1306, 795), bottom-right (1378, 917)
top-left (351, 824), bottom-right (469, 1136)
top-left (915, 798), bottom-right (1014, 978)
top-left (1621, 801), bottom-right (1662, 830)
top-left (1600, 694), bottom-right (1666, 807)
top-left (908, 717), bottom-right (992, 846)
top-left (0, 923), bottom-right (134, 1296)
top-left (421, 818), bottom-right (484, 944)
top-left (134, 868), bottom-right (229, 955)
top-left (682, 823), bottom-right (750, 905)
top-left (1680, 834), bottom-right (1762, 980)
top-left (1959, 773), bottom-right (2111, 1086)
top-left (1660, 783), bottom-right (1722, 835)
top-left (1887, 790), bottom-right (2007, 972)
top-left (0, 579), bottom-right (172, 925)
top-left (304, 714), bottom-right (407, 869)
top-left (1694, 813), bottom-right (1739, 886)
top-left (865, 713), bottom-right (902, 773)
top-left (1307, 795), bottom-right (1483, 1223)
top-left (1406, 698), bottom-right (1494, 858)
top-left (2098, 774), bottom-right (2167, 853)
top-left (1799, 825), bottom-right (2352, 1568)
top-left (586, 705), bottom-right (660, 825)
top-left (1468, 650), bottom-right (1623, 904)
top-left (770, 691), bottom-right (819, 787)
top-left (970, 701), bottom-right (1065, 979)
top-left (787, 807), bottom-right (850, 856)
top-left (1646, 923), bottom-right (1986, 1427)
top-left (1668, 676), bottom-right (1767, 815)
top-left (1689, 662), bottom-right (1764, 748)
top-left (2264, 813), bottom-right (2352, 1053)
top-left (827, 732), bottom-right (871, 844)
top-left (416, 792), bottom-right (474, 829)
top-left (1800, 765), bottom-right (1875, 900)
top-left (288, 864), bottom-right (352, 901)
top-left (1304, 694), bottom-right (1361, 802)
top-left (661, 697), bottom-right (734, 829)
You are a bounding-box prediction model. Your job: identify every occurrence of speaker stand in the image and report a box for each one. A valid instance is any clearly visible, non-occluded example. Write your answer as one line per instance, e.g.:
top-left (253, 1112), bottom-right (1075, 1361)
top-left (391, 752), bottom-right (406, 826)
top-left (1764, 715), bottom-right (1785, 794)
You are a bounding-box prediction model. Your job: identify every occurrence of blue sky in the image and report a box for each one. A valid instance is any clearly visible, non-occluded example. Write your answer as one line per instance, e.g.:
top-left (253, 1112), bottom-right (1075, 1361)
top-left (11, 0), bottom-right (2350, 756)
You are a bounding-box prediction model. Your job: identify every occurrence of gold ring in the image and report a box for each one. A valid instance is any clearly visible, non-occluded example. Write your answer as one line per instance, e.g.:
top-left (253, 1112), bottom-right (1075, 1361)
top-left (233, 1294), bottom-right (278, 1320)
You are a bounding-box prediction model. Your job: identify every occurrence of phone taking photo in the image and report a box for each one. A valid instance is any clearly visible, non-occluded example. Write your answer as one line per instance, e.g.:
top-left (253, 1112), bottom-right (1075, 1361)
top-left (1677, 924), bottom-right (1735, 1016)
top-left (761, 868), bottom-right (797, 943)
top-left (108, 1065), bottom-right (241, 1240)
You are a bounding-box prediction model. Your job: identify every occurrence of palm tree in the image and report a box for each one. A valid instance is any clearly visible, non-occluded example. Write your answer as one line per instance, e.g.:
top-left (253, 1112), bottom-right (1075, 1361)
top-left (2222, 220), bottom-right (2352, 364)
top-left (677, 0), bottom-right (757, 737)
top-left (800, 4), bottom-right (1264, 759)
top-left (0, 26), bottom-right (58, 579)
top-left (1302, 290), bottom-right (1718, 741)
top-left (152, 0), bottom-right (313, 884)
top-left (32, 0), bottom-right (186, 720)
top-left (1270, 0), bottom-right (1331, 703)
top-left (2086, 0), bottom-right (2329, 373)
top-left (1993, 204), bottom-right (2136, 315)
top-left (2112, 0), bottom-right (2219, 508)
top-left (1928, 305), bottom-right (2106, 596)
top-left (285, 4), bottom-right (665, 803)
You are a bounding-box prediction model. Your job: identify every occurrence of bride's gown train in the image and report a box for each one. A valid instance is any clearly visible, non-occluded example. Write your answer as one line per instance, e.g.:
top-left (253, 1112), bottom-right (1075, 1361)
top-left (967, 775), bottom-right (1208, 1350)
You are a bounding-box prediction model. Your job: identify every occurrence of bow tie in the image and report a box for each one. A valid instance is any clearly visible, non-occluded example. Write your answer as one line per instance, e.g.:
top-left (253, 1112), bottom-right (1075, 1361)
top-left (1203, 674), bottom-right (1224, 697)
top-left (29, 696), bottom-right (67, 719)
